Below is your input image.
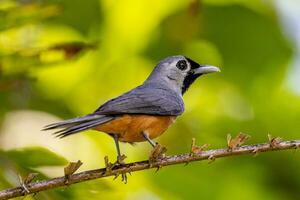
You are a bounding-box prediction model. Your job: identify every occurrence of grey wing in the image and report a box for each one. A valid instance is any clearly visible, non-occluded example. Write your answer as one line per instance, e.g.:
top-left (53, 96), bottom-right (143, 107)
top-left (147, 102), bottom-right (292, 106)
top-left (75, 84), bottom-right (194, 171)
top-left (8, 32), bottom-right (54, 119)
top-left (94, 85), bottom-right (184, 116)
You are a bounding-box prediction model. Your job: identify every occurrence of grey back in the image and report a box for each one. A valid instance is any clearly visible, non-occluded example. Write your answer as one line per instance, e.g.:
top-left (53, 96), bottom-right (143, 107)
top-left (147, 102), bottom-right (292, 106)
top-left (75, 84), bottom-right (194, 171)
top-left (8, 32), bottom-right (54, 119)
top-left (94, 82), bottom-right (184, 116)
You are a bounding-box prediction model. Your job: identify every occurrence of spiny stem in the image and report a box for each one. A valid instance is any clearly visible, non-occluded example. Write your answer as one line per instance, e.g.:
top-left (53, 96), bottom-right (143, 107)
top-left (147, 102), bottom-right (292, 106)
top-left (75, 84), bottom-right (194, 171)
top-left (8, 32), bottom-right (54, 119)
top-left (0, 139), bottom-right (299, 200)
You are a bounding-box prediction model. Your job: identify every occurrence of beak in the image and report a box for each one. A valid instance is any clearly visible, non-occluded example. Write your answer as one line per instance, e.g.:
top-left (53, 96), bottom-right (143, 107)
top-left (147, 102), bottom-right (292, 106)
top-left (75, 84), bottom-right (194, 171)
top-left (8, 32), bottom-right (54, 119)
top-left (194, 65), bottom-right (220, 75)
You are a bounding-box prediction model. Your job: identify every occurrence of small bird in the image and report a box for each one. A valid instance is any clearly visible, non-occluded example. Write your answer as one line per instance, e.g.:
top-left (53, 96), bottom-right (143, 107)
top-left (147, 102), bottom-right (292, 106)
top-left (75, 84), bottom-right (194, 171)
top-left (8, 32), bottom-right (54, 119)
top-left (44, 55), bottom-right (220, 167)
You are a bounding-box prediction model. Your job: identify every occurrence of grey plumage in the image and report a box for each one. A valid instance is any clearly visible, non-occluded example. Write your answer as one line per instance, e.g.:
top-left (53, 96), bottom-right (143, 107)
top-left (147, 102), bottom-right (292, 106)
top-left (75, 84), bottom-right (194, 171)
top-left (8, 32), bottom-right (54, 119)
top-left (44, 55), bottom-right (219, 138)
top-left (95, 82), bottom-right (184, 116)
top-left (44, 82), bottom-right (184, 137)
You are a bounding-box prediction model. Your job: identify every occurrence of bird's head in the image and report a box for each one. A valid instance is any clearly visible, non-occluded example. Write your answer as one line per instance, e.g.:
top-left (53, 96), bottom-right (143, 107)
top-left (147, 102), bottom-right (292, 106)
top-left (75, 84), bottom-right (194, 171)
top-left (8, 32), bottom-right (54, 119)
top-left (146, 55), bottom-right (220, 94)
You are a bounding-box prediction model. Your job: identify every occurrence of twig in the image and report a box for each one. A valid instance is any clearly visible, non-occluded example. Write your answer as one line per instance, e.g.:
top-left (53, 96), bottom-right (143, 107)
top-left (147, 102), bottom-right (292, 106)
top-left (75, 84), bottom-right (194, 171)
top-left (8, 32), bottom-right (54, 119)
top-left (0, 139), bottom-right (299, 200)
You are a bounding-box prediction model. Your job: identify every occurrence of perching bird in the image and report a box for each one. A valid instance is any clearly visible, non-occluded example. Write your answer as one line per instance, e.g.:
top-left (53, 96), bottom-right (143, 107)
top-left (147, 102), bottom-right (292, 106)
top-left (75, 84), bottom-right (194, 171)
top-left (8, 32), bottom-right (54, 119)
top-left (44, 55), bottom-right (220, 167)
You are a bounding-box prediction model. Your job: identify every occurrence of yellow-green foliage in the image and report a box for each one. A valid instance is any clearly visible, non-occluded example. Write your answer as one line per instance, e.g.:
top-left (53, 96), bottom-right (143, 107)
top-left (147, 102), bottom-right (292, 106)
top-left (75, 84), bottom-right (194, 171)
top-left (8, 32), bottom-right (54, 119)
top-left (0, 0), bottom-right (299, 199)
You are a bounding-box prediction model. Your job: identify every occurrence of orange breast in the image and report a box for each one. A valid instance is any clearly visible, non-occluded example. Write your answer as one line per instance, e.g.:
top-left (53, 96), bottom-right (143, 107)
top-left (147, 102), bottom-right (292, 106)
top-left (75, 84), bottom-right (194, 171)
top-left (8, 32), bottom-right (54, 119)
top-left (94, 114), bottom-right (176, 143)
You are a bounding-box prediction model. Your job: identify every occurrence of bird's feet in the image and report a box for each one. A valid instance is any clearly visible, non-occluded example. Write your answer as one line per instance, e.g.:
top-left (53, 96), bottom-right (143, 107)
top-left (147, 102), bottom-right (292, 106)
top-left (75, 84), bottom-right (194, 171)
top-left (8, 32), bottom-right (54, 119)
top-left (149, 144), bottom-right (167, 167)
top-left (114, 155), bottom-right (129, 183)
top-left (104, 155), bottom-right (129, 183)
top-left (114, 154), bottom-right (127, 166)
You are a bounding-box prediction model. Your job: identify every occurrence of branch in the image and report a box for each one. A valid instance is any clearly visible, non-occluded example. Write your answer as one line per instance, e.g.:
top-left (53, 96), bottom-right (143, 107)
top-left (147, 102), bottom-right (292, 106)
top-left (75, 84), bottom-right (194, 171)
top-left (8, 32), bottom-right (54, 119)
top-left (1, 137), bottom-right (299, 200)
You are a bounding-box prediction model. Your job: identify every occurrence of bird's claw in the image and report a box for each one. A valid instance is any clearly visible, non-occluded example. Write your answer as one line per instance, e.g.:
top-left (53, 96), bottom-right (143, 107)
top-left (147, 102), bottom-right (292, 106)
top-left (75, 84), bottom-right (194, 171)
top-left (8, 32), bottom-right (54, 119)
top-left (105, 155), bottom-right (129, 184)
top-left (113, 172), bottom-right (129, 184)
top-left (105, 154), bottom-right (127, 172)
top-left (115, 154), bottom-right (127, 166)
top-left (149, 144), bottom-right (167, 168)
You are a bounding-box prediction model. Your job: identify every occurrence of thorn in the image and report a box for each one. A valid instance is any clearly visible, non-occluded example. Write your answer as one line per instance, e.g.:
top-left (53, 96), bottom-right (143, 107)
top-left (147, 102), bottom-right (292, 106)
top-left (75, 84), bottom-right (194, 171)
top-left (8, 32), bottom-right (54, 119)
top-left (104, 156), bottom-right (109, 166)
top-left (227, 133), bottom-right (251, 150)
top-left (18, 173), bottom-right (38, 195)
top-left (149, 144), bottom-right (167, 167)
top-left (186, 138), bottom-right (209, 166)
top-left (227, 134), bottom-right (231, 147)
top-left (208, 155), bottom-right (216, 164)
top-left (18, 174), bottom-right (29, 194)
top-left (104, 156), bottom-right (113, 174)
top-left (190, 138), bottom-right (209, 155)
top-left (64, 160), bottom-right (83, 184)
top-left (23, 173), bottom-right (39, 185)
top-left (252, 148), bottom-right (260, 157)
top-left (268, 134), bottom-right (282, 148)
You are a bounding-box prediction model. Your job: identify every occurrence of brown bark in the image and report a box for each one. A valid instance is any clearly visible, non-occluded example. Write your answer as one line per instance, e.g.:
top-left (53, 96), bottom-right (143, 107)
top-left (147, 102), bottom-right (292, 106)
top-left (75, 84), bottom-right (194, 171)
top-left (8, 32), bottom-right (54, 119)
top-left (0, 139), bottom-right (299, 200)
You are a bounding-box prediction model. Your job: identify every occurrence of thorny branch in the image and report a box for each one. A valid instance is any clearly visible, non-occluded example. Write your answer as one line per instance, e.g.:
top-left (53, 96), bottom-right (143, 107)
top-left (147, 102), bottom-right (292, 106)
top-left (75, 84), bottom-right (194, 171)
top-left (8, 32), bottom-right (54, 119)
top-left (0, 135), bottom-right (299, 200)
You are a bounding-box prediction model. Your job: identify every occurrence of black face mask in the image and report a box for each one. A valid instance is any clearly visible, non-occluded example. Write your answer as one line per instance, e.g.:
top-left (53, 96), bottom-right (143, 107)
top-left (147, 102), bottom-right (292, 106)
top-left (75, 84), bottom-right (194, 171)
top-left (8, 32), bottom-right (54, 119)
top-left (181, 57), bottom-right (201, 94)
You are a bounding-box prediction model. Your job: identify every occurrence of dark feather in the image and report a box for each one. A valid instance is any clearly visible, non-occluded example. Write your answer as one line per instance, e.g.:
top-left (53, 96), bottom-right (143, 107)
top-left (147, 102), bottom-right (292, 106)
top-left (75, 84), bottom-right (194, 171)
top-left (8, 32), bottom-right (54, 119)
top-left (43, 115), bottom-right (114, 138)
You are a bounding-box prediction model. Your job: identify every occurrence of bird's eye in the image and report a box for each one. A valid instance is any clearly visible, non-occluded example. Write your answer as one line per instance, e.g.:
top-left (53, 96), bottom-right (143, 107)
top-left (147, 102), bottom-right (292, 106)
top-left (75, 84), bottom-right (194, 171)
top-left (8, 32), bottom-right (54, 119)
top-left (176, 60), bottom-right (188, 71)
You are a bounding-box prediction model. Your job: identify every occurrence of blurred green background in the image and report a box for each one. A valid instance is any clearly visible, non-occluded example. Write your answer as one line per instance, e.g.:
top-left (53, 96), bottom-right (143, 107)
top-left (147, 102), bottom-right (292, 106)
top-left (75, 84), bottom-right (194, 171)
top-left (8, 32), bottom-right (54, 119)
top-left (1, 0), bottom-right (300, 199)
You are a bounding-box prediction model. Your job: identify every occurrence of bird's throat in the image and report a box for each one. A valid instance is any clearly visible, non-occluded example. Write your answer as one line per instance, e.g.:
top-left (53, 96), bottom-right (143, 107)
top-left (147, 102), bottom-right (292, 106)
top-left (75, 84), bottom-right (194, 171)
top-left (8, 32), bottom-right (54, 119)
top-left (181, 73), bottom-right (201, 94)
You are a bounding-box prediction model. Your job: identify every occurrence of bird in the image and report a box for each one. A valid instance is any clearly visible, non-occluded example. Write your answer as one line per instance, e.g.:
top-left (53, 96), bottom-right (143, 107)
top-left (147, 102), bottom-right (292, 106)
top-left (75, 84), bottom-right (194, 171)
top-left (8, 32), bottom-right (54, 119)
top-left (43, 55), bottom-right (220, 171)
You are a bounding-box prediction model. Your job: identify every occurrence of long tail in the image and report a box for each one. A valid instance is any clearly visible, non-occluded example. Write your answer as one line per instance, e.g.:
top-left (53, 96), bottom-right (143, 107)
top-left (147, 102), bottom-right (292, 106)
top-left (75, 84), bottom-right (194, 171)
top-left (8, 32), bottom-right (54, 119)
top-left (43, 114), bottom-right (114, 138)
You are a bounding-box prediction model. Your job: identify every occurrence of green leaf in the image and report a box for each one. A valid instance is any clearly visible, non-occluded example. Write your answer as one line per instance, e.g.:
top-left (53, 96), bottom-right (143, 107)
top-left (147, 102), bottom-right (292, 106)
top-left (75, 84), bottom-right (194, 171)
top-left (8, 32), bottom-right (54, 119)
top-left (5, 147), bottom-right (67, 168)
